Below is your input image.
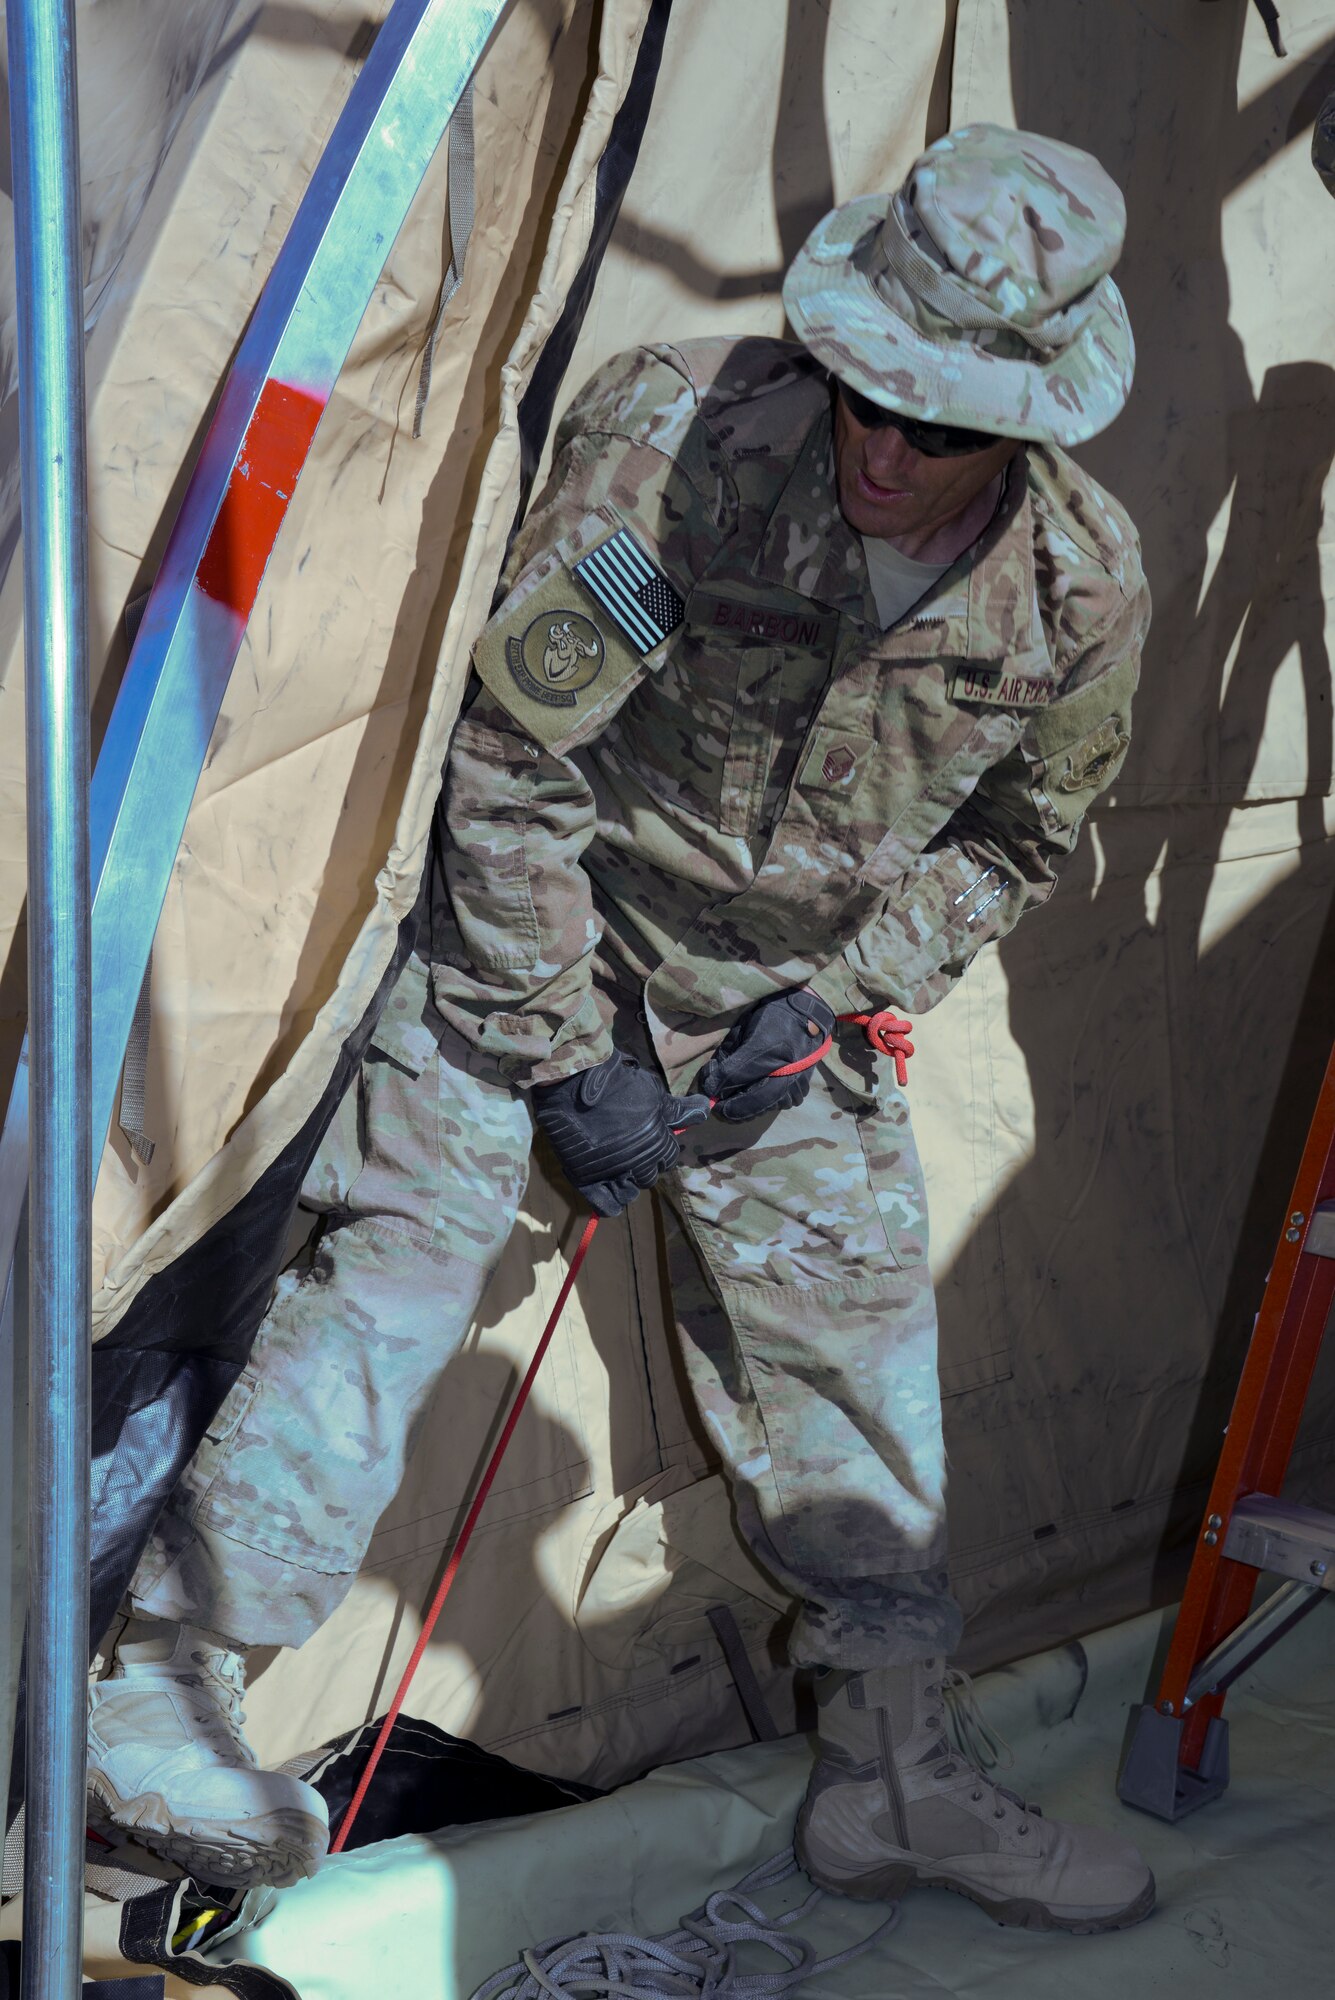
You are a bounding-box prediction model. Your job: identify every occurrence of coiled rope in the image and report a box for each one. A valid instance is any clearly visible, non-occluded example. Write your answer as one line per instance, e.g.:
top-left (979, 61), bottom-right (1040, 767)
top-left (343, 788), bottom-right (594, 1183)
top-left (468, 1848), bottom-right (901, 2000)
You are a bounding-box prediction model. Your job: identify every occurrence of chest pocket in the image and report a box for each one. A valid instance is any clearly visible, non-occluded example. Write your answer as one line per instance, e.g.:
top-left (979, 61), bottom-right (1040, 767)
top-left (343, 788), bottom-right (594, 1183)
top-left (720, 647), bottom-right (784, 835)
top-left (615, 589), bottom-right (837, 833)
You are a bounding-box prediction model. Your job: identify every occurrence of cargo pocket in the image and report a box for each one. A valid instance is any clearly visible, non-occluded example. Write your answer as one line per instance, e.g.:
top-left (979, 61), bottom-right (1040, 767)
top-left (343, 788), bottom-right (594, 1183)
top-left (853, 1086), bottom-right (928, 1270)
top-left (199, 1363), bottom-right (262, 1453)
top-left (709, 1260), bottom-right (946, 1581)
top-left (302, 952), bottom-right (443, 1216)
top-left (187, 1361), bottom-right (274, 1536)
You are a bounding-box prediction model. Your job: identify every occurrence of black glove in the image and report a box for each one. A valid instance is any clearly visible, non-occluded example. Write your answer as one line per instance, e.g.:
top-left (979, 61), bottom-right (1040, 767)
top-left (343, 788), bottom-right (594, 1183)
top-left (532, 1049), bottom-right (711, 1217)
top-left (695, 989), bottom-right (836, 1123)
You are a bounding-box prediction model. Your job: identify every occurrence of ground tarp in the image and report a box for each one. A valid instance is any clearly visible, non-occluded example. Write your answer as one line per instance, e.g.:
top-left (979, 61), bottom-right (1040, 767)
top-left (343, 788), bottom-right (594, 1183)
top-left (13, 1596), bottom-right (1331, 1997)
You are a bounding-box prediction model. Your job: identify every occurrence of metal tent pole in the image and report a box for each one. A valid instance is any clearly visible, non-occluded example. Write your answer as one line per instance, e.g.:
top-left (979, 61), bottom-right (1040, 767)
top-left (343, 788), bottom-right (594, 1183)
top-left (7, 0), bottom-right (92, 1991)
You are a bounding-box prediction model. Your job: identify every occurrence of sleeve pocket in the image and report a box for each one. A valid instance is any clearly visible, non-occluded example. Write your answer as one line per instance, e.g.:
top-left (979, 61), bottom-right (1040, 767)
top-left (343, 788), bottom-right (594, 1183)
top-left (1024, 658), bottom-right (1136, 835)
top-left (441, 716), bottom-right (542, 972)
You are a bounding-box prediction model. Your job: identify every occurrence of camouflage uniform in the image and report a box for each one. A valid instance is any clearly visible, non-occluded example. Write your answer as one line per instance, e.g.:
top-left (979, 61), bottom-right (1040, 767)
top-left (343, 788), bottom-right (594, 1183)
top-left (131, 331), bottom-right (1147, 1670)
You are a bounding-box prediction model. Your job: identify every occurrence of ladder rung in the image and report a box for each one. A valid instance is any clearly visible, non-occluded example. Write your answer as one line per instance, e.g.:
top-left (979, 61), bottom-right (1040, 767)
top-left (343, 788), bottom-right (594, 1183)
top-left (1223, 1495), bottom-right (1335, 1584)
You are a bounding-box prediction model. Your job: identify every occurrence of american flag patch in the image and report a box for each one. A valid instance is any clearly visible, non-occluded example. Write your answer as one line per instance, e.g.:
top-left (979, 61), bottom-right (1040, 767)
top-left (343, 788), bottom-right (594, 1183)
top-left (573, 528), bottom-right (685, 656)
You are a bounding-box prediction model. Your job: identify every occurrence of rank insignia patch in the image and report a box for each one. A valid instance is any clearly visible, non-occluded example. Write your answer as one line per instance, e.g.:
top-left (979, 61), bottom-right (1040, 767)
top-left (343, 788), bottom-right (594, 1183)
top-left (573, 528), bottom-right (684, 656)
top-left (506, 611), bottom-right (606, 709)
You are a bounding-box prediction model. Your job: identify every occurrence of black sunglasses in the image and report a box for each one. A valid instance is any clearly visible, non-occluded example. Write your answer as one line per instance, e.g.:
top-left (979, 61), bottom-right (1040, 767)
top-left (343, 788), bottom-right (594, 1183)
top-left (837, 381), bottom-right (997, 458)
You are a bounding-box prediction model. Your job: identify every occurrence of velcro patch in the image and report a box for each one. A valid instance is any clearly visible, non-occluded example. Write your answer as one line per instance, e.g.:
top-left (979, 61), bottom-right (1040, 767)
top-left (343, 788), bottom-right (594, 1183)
top-left (573, 527), bottom-right (684, 655)
top-left (951, 666), bottom-right (1055, 708)
top-left (473, 523), bottom-right (681, 749)
top-left (692, 590), bottom-right (839, 650)
top-left (504, 611), bottom-right (606, 711)
top-left (1055, 715), bottom-right (1130, 793)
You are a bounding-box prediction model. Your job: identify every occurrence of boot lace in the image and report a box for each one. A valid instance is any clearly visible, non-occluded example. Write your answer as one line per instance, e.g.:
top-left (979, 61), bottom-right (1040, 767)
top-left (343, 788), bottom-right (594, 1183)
top-left (924, 1666), bottom-right (1038, 1833)
top-left (178, 1644), bottom-right (256, 1763)
top-left (941, 1666), bottom-right (1014, 1775)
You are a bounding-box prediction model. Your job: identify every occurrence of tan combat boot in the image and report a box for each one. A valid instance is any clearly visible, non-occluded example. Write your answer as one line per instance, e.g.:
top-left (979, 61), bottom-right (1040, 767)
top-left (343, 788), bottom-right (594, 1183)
top-left (795, 1658), bottom-right (1155, 1932)
top-left (87, 1616), bottom-right (329, 1888)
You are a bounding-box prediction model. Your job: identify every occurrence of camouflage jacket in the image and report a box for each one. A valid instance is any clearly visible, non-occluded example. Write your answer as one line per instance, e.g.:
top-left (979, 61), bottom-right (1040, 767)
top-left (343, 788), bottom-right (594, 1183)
top-left (429, 338), bottom-right (1149, 1092)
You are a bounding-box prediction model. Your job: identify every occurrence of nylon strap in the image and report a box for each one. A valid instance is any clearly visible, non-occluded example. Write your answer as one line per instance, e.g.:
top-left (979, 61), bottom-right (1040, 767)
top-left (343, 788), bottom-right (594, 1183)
top-left (117, 953), bottom-right (155, 1167)
top-left (706, 1604), bottom-right (780, 1743)
top-left (118, 1880), bottom-right (299, 1996)
top-left (412, 78), bottom-right (475, 438)
top-left (116, 587), bottom-right (156, 1169)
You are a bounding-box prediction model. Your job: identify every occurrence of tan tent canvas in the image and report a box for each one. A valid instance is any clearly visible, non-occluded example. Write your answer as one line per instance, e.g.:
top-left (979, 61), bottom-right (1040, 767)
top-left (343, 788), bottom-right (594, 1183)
top-left (2, 0), bottom-right (1333, 1845)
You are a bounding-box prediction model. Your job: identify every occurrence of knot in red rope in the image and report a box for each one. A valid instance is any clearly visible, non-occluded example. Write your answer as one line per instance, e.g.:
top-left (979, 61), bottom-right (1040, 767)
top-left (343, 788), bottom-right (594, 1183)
top-left (841, 1009), bottom-right (915, 1088)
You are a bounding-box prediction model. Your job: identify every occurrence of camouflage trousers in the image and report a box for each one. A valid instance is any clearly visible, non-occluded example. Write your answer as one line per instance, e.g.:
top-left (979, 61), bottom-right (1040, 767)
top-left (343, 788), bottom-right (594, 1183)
top-left (129, 956), bottom-right (960, 1670)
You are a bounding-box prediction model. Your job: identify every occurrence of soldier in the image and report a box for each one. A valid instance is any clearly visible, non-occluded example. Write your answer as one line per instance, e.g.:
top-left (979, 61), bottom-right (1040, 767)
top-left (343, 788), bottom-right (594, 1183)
top-left (88, 124), bottom-right (1155, 1930)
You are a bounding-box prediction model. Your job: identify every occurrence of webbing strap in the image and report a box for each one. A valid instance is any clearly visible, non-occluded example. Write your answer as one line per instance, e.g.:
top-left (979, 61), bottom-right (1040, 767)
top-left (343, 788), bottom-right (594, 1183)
top-left (412, 78), bottom-right (475, 438)
top-left (118, 1880), bottom-right (298, 1997)
top-left (117, 954), bottom-right (155, 1167)
top-left (706, 1604), bottom-right (780, 1743)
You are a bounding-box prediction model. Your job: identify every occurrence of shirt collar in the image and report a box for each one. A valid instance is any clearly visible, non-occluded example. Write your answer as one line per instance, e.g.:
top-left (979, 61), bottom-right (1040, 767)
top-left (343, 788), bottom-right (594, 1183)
top-left (750, 405), bottom-right (877, 623)
top-left (751, 408), bottom-right (1053, 677)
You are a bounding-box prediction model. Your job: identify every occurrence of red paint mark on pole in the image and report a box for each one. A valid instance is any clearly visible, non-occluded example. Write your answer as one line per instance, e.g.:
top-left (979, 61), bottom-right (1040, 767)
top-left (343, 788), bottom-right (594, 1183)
top-left (196, 379), bottom-right (326, 618)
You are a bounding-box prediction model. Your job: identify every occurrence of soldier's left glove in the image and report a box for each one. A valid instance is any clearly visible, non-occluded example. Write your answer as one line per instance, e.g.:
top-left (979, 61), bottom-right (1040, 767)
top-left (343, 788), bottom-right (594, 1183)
top-left (696, 989), bottom-right (836, 1124)
top-left (532, 1049), bottom-right (710, 1218)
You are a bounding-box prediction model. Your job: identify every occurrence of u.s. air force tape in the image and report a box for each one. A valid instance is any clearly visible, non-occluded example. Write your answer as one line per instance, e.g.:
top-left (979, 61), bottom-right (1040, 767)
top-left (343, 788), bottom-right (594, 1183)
top-left (572, 527), bottom-right (684, 656)
top-left (950, 665), bottom-right (1055, 707)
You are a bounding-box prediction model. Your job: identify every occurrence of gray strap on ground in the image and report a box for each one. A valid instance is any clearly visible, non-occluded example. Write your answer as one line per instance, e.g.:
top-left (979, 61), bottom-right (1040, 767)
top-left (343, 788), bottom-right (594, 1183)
top-left (413, 79), bottom-right (475, 438)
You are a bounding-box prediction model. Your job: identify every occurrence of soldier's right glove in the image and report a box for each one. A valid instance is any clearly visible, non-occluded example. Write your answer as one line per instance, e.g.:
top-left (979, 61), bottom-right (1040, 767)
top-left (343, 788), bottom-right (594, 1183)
top-left (695, 989), bottom-right (836, 1123)
top-left (532, 1049), bottom-right (710, 1218)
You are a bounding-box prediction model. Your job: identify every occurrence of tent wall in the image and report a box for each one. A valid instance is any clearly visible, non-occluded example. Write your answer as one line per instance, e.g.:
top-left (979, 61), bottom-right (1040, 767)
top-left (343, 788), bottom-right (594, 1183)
top-left (0, 1), bottom-right (247, 615)
top-left (2, 0), bottom-right (1334, 1790)
top-left (932, 0), bottom-right (1335, 1652)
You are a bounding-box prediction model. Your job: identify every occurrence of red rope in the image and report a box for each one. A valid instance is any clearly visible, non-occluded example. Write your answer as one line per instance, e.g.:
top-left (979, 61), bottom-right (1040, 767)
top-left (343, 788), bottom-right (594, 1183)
top-left (330, 1002), bottom-right (914, 1852)
top-left (769, 1011), bottom-right (915, 1085)
top-left (329, 1212), bottom-right (601, 1853)
top-left (766, 1032), bottom-right (834, 1077)
top-left (842, 1009), bottom-right (914, 1087)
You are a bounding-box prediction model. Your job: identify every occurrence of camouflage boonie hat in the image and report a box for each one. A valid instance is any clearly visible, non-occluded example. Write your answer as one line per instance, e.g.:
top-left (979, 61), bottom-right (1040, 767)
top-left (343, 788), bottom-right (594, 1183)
top-left (783, 123), bottom-right (1134, 446)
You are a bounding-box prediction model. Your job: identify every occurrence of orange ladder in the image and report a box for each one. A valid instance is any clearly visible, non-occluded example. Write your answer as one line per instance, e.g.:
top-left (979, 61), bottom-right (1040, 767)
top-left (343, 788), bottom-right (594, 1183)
top-left (1117, 1045), bottom-right (1335, 1819)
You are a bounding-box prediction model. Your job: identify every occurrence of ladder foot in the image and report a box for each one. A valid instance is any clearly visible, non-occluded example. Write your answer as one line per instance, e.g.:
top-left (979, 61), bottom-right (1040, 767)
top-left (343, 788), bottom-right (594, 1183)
top-left (1117, 1706), bottom-right (1230, 1822)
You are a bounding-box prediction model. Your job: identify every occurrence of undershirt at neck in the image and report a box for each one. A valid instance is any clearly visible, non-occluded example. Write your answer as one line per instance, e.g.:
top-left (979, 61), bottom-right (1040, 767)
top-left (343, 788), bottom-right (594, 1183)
top-left (860, 535), bottom-right (953, 632)
top-left (860, 468), bottom-right (1008, 630)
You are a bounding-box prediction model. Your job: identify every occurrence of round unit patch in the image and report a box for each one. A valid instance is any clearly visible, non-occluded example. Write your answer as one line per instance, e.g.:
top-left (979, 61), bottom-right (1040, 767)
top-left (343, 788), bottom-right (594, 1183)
top-left (506, 610), bottom-right (605, 708)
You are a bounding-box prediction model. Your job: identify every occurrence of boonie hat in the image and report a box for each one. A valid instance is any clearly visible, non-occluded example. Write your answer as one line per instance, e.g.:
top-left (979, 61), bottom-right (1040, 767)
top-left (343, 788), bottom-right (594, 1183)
top-left (783, 123), bottom-right (1134, 446)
